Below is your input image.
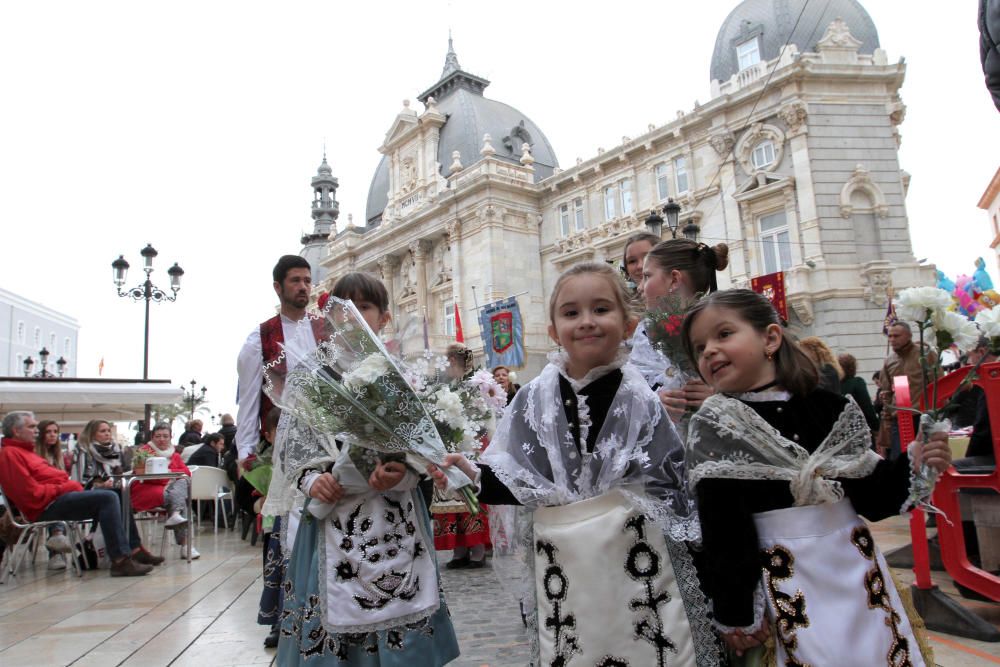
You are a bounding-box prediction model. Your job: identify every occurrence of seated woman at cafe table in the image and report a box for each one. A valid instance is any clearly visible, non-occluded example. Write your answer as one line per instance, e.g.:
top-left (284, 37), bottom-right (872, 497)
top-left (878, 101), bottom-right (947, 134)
top-left (132, 423), bottom-right (199, 559)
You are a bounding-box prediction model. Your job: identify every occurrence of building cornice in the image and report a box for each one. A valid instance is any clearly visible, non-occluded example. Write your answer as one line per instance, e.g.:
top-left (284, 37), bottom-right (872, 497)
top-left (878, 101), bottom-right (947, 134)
top-left (0, 288), bottom-right (79, 329)
top-left (979, 166), bottom-right (1000, 209)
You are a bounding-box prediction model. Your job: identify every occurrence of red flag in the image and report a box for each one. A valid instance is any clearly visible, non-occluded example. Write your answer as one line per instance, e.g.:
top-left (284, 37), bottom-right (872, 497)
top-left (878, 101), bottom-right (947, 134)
top-left (750, 271), bottom-right (788, 323)
top-left (454, 303), bottom-right (464, 343)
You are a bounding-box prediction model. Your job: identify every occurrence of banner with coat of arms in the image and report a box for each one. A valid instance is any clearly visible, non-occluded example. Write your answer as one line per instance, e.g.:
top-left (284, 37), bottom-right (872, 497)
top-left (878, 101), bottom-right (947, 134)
top-left (478, 296), bottom-right (525, 369)
top-left (750, 271), bottom-right (788, 323)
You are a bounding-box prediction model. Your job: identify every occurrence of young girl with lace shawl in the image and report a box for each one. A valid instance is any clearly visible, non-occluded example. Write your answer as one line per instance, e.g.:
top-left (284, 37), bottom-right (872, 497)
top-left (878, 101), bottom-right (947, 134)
top-left (273, 272), bottom-right (459, 666)
top-left (681, 290), bottom-right (951, 665)
top-left (430, 262), bottom-right (722, 667)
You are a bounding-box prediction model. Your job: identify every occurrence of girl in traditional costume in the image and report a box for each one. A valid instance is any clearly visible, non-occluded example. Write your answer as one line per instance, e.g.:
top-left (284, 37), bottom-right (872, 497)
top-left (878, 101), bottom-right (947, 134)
top-left (275, 272), bottom-right (460, 666)
top-left (431, 262), bottom-right (722, 666)
top-left (681, 289), bottom-right (951, 664)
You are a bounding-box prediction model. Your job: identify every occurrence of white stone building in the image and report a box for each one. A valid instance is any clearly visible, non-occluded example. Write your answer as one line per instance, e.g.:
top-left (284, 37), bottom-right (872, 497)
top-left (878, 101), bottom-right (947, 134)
top-left (0, 287), bottom-right (79, 378)
top-left (317, 0), bottom-right (934, 381)
top-left (980, 166), bottom-right (1000, 275)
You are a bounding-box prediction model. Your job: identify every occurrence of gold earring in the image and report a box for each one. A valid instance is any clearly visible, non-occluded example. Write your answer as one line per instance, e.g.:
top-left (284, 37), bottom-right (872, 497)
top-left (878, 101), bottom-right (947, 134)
top-left (765, 349), bottom-right (774, 361)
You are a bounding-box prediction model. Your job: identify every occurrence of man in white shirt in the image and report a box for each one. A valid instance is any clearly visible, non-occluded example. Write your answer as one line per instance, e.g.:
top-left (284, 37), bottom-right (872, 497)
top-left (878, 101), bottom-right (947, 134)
top-left (235, 255), bottom-right (316, 466)
top-left (235, 254), bottom-right (319, 648)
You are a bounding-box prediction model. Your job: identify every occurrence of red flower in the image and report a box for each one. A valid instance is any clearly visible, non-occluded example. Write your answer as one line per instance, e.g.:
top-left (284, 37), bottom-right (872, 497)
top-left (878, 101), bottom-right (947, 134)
top-left (317, 291), bottom-right (330, 311)
top-left (662, 314), bottom-right (683, 336)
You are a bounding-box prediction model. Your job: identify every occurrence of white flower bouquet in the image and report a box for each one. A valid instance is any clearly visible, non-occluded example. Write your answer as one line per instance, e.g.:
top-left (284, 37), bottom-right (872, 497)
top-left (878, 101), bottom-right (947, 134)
top-left (423, 369), bottom-right (507, 456)
top-left (264, 297), bottom-right (480, 513)
top-left (892, 286), bottom-right (984, 511)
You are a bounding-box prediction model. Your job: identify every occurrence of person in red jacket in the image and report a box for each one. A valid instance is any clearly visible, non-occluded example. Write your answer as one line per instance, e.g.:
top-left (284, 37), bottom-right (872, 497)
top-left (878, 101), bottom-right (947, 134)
top-left (132, 422), bottom-right (197, 559)
top-left (0, 411), bottom-right (162, 576)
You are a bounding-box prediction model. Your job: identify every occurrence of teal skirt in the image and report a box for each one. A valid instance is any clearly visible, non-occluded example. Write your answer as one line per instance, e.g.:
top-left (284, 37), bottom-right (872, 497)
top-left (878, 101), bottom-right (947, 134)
top-left (277, 492), bottom-right (460, 666)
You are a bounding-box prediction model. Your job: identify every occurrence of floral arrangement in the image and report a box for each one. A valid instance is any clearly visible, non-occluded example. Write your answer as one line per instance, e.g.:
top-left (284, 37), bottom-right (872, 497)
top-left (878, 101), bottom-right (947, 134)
top-left (644, 292), bottom-right (700, 382)
top-left (131, 445), bottom-right (152, 473)
top-left (266, 298), bottom-right (480, 514)
top-left (423, 369), bottom-right (507, 456)
top-left (891, 286), bottom-right (983, 510)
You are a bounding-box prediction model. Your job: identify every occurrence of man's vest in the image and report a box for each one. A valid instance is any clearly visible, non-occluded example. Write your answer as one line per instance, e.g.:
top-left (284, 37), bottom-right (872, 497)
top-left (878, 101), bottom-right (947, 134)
top-left (257, 314), bottom-right (327, 438)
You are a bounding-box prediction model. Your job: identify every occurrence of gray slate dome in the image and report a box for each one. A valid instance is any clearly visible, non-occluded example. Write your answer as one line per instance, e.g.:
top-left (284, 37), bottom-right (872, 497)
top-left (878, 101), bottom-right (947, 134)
top-left (710, 0), bottom-right (880, 83)
top-left (365, 40), bottom-right (558, 226)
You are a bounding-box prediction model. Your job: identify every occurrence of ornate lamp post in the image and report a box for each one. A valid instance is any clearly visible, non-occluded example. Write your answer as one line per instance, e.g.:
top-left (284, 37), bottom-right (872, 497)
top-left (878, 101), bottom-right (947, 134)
top-left (182, 379), bottom-right (207, 422)
top-left (23, 347), bottom-right (67, 378)
top-left (644, 198), bottom-right (684, 239)
top-left (112, 244), bottom-right (184, 439)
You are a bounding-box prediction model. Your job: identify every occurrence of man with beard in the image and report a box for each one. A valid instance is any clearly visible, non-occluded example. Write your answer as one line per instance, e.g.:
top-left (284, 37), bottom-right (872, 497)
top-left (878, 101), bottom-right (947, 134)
top-left (236, 254), bottom-right (318, 649)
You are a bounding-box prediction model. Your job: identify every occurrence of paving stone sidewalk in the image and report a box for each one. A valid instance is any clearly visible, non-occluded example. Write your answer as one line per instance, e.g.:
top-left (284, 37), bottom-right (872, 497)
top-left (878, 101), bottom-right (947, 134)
top-left (438, 551), bottom-right (532, 666)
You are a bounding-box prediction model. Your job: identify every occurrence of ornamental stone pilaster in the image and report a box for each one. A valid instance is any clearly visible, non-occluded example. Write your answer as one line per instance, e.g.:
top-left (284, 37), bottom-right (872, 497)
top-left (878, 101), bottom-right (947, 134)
top-left (410, 239), bottom-right (433, 313)
top-left (377, 254), bottom-right (401, 305)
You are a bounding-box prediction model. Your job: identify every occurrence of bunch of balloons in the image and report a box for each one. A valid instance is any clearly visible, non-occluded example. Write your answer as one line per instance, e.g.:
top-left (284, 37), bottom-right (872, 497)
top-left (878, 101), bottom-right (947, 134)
top-left (936, 257), bottom-right (1000, 317)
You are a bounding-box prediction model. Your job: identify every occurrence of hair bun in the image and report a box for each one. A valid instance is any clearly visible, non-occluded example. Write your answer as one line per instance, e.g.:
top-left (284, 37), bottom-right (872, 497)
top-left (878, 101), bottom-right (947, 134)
top-left (712, 243), bottom-right (729, 271)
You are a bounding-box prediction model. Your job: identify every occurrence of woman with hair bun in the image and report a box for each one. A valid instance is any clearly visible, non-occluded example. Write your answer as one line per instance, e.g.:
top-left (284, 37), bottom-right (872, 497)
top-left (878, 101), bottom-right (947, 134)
top-left (631, 238), bottom-right (730, 423)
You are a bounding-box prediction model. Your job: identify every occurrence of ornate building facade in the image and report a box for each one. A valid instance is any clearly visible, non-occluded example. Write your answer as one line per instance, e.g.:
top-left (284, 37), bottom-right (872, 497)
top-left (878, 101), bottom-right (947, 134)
top-left (316, 0), bottom-right (934, 381)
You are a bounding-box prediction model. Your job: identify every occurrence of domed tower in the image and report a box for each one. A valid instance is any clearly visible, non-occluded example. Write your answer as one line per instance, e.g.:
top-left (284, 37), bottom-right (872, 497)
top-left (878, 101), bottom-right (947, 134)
top-left (364, 36), bottom-right (558, 227)
top-left (710, 0), bottom-right (880, 86)
top-left (300, 153), bottom-right (339, 285)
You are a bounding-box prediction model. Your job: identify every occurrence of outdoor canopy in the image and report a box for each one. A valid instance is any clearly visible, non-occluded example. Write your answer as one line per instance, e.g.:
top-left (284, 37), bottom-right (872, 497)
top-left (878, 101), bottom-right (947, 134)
top-left (0, 378), bottom-right (183, 427)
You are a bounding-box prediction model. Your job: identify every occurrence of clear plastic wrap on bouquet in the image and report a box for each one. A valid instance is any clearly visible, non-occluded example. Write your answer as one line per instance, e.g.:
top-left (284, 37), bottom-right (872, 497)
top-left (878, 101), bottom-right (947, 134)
top-left (263, 297), bottom-right (479, 513)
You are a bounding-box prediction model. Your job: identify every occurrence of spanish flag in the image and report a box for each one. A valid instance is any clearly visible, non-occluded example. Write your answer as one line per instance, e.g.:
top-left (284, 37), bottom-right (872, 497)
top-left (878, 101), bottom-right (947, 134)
top-left (454, 303), bottom-right (464, 343)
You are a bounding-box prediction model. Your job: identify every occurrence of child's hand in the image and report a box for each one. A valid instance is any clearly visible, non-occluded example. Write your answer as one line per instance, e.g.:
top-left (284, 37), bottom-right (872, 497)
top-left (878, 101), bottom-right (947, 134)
top-left (910, 431), bottom-right (952, 474)
top-left (721, 625), bottom-right (770, 657)
top-left (369, 461), bottom-right (407, 491)
top-left (658, 389), bottom-right (687, 423)
top-left (683, 378), bottom-right (713, 410)
top-left (309, 472), bottom-right (344, 504)
top-left (426, 454), bottom-right (476, 490)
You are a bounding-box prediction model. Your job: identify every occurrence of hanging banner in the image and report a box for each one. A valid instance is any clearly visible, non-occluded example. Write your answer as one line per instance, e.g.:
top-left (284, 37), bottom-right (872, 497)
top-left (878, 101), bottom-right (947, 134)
top-left (751, 271), bottom-right (788, 323)
top-left (478, 296), bottom-right (525, 369)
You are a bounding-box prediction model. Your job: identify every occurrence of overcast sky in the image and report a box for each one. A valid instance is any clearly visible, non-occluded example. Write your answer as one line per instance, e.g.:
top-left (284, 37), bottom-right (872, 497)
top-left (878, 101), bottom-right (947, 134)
top-left (1, 0), bottom-right (996, 426)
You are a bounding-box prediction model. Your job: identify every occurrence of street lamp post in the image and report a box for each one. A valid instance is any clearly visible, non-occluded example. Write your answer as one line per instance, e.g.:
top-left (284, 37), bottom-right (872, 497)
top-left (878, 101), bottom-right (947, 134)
top-left (112, 244), bottom-right (184, 440)
top-left (23, 347), bottom-right (68, 378)
top-left (644, 198), bottom-right (696, 240)
top-left (182, 379), bottom-right (207, 422)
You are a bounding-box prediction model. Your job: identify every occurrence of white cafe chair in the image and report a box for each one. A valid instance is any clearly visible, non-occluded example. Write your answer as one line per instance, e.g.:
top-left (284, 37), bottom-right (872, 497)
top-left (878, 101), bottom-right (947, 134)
top-left (189, 466), bottom-right (233, 534)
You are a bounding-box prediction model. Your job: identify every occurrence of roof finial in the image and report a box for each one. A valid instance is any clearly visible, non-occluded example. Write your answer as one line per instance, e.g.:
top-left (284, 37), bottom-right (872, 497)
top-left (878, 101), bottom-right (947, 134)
top-left (442, 30), bottom-right (461, 78)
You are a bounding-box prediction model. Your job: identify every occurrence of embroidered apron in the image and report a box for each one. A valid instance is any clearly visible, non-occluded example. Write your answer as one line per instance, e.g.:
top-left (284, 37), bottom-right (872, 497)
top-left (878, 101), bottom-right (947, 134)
top-left (754, 499), bottom-right (926, 667)
top-left (533, 490), bottom-right (696, 667)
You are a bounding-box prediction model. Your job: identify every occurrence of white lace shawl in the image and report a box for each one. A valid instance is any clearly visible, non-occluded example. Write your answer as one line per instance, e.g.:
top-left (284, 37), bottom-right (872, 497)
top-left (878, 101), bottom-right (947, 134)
top-left (686, 394), bottom-right (880, 506)
top-left (482, 350), bottom-right (700, 541)
top-left (260, 409), bottom-right (338, 519)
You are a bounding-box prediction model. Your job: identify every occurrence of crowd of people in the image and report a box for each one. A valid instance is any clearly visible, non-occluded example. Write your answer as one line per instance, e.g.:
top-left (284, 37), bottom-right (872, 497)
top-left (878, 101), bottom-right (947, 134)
top-left (217, 251), bottom-right (964, 666)
top-left (0, 410), bottom-right (244, 575)
top-left (0, 245), bottom-right (986, 664)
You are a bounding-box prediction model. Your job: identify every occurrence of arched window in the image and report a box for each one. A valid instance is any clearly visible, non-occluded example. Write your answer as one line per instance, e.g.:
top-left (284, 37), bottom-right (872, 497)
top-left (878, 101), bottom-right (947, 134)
top-left (17, 321), bottom-right (25, 344)
top-left (33, 326), bottom-right (41, 347)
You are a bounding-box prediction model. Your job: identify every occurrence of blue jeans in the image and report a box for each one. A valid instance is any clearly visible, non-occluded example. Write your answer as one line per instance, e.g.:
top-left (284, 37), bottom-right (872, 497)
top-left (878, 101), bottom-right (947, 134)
top-left (37, 490), bottom-right (140, 559)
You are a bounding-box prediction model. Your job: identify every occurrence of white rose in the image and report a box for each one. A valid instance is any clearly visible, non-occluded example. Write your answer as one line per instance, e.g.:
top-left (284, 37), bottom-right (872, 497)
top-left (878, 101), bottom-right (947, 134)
top-left (931, 310), bottom-right (981, 352)
top-left (433, 388), bottom-right (466, 429)
top-left (976, 308), bottom-right (1000, 338)
top-left (894, 286), bottom-right (953, 324)
top-left (343, 353), bottom-right (391, 390)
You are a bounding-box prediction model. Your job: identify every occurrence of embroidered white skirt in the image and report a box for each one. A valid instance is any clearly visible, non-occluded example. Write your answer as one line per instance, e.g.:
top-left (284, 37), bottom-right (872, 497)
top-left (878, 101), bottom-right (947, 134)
top-left (532, 490), bottom-right (697, 667)
top-left (753, 499), bottom-right (926, 667)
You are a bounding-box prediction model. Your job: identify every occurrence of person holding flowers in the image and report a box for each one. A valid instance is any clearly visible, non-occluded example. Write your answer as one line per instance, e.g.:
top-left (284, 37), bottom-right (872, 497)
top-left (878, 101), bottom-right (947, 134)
top-left (430, 262), bottom-right (722, 666)
top-left (632, 238), bottom-right (728, 425)
top-left (681, 289), bottom-right (954, 665)
top-left (274, 272), bottom-right (460, 666)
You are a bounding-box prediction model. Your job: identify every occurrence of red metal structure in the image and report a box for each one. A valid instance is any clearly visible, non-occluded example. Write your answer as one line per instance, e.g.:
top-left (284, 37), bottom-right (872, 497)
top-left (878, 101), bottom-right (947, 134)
top-left (897, 362), bottom-right (1000, 639)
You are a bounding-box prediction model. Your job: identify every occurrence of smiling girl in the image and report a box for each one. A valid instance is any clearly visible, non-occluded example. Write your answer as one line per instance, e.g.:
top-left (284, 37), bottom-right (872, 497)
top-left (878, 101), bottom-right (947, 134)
top-left (430, 262), bottom-right (721, 666)
top-left (682, 290), bottom-right (949, 664)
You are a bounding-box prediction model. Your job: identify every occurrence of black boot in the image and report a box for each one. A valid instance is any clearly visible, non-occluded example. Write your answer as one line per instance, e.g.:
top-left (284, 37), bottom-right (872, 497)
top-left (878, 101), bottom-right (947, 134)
top-left (264, 624), bottom-right (280, 648)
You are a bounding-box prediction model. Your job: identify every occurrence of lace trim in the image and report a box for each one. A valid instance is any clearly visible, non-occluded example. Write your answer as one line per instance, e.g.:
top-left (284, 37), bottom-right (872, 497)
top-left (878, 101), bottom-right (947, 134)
top-left (576, 393), bottom-right (592, 452)
top-left (733, 389), bottom-right (791, 403)
top-left (664, 538), bottom-right (725, 667)
top-left (712, 582), bottom-right (767, 635)
top-left (546, 347), bottom-right (630, 392)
